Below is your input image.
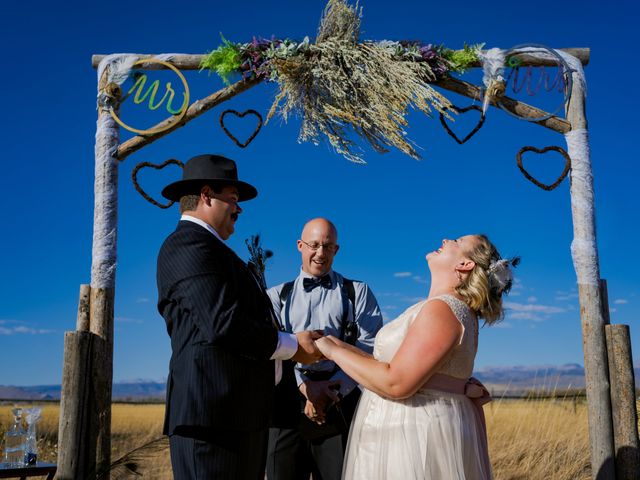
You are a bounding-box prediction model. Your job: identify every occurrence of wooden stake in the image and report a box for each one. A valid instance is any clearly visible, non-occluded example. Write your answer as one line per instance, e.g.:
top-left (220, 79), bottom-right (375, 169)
top-left (605, 324), bottom-right (640, 479)
top-left (600, 279), bottom-right (611, 324)
top-left (76, 284), bottom-right (91, 332)
top-left (56, 331), bottom-right (96, 480)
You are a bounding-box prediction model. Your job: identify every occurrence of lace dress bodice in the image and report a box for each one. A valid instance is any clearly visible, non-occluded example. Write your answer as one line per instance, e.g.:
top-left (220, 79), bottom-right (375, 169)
top-left (373, 295), bottom-right (478, 380)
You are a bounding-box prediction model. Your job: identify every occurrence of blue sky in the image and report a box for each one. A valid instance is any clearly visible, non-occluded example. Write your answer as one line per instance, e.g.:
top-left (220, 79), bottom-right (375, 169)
top-left (0, 0), bottom-right (638, 385)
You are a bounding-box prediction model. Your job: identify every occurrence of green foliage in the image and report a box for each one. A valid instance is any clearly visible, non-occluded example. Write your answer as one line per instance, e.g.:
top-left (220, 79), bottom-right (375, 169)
top-left (200, 35), bottom-right (242, 85)
top-left (443, 43), bottom-right (484, 74)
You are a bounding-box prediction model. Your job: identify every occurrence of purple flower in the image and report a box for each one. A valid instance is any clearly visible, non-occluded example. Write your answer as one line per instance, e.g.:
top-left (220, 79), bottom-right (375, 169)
top-left (419, 44), bottom-right (437, 60)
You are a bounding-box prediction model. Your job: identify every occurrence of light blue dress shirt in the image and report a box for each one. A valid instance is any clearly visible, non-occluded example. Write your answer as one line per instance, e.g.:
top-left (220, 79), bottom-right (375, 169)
top-left (267, 269), bottom-right (383, 396)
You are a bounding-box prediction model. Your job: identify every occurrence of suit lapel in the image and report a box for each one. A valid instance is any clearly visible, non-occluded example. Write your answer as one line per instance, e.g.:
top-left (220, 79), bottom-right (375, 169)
top-left (178, 220), bottom-right (282, 331)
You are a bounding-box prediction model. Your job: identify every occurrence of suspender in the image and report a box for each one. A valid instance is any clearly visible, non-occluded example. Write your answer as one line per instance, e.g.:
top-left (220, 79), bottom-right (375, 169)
top-left (279, 278), bottom-right (358, 345)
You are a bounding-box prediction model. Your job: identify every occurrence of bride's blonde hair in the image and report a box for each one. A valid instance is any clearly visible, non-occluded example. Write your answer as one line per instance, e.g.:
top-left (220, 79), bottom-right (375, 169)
top-left (455, 234), bottom-right (519, 325)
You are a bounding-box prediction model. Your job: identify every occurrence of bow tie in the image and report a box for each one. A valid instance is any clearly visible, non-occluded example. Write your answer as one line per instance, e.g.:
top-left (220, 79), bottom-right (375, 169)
top-left (303, 275), bottom-right (332, 292)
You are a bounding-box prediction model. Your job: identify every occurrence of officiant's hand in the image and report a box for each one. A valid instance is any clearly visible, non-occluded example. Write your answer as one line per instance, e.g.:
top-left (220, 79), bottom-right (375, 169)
top-left (304, 399), bottom-right (326, 424)
top-left (300, 380), bottom-right (341, 412)
top-left (300, 379), bottom-right (341, 423)
top-left (292, 330), bottom-right (324, 364)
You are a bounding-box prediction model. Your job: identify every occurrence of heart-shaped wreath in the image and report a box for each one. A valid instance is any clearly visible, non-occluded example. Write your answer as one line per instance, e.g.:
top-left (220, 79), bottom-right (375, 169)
top-left (439, 105), bottom-right (486, 145)
top-left (516, 146), bottom-right (571, 191)
top-left (220, 109), bottom-right (263, 148)
top-left (132, 159), bottom-right (184, 208)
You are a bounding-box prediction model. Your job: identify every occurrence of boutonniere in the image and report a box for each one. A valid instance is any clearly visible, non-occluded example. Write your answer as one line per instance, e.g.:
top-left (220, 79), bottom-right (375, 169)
top-left (245, 234), bottom-right (273, 289)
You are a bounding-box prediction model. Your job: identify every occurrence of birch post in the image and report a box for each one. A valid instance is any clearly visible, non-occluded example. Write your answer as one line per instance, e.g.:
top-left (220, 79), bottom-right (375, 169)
top-left (89, 58), bottom-right (121, 475)
top-left (565, 62), bottom-right (616, 478)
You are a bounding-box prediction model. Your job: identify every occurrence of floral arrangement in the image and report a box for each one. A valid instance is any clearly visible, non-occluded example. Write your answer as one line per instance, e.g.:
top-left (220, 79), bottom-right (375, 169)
top-left (201, 37), bottom-right (481, 85)
top-left (200, 0), bottom-right (484, 162)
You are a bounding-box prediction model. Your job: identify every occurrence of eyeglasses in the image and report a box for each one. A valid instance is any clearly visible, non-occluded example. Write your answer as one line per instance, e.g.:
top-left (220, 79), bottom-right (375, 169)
top-left (300, 239), bottom-right (338, 253)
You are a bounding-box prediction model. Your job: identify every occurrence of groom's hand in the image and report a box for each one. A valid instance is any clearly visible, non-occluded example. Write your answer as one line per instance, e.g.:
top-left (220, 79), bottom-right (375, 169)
top-left (292, 330), bottom-right (324, 364)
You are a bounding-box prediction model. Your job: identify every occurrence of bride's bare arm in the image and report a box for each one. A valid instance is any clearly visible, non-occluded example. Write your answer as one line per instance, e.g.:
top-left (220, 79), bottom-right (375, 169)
top-left (323, 336), bottom-right (374, 359)
top-left (316, 300), bottom-right (463, 400)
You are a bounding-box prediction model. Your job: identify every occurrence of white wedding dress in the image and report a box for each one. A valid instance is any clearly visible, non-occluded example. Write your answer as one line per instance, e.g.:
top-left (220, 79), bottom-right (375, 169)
top-left (342, 295), bottom-right (492, 480)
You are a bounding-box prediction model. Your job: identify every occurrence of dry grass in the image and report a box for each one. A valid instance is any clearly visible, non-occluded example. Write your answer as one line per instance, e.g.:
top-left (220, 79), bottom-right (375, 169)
top-left (2, 398), bottom-right (636, 479)
top-left (486, 397), bottom-right (591, 479)
top-left (0, 403), bottom-right (170, 478)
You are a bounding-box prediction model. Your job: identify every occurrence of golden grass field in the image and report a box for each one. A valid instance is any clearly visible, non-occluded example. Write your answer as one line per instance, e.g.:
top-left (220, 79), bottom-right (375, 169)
top-left (0, 397), bottom-right (633, 479)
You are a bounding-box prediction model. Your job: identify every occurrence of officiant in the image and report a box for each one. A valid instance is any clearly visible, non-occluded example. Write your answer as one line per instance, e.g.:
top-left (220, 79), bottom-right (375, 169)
top-left (266, 218), bottom-right (383, 480)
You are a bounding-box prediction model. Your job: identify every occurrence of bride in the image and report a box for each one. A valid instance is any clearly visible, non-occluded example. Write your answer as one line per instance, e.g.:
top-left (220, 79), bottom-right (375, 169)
top-left (315, 234), bottom-right (518, 480)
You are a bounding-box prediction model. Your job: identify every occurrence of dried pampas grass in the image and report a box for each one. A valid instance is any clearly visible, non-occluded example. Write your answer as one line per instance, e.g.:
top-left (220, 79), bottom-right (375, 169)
top-left (267, 0), bottom-right (452, 162)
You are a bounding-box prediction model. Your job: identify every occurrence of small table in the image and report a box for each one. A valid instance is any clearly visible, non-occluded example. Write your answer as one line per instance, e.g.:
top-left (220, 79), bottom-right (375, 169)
top-left (0, 463), bottom-right (56, 479)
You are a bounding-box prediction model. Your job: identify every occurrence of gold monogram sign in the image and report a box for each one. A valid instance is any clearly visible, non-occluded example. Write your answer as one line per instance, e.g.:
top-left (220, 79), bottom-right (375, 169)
top-left (110, 59), bottom-right (190, 135)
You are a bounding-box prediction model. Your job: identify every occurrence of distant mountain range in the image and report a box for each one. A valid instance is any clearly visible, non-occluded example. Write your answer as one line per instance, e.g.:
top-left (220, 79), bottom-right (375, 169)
top-left (0, 381), bottom-right (166, 402)
top-left (474, 363), bottom-right (600, 396)
top-left (1, 364), bottom-right (638, 401)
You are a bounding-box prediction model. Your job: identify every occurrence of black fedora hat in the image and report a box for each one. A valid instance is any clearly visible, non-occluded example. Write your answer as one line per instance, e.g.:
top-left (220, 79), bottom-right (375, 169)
top-left (161, 154), bottom-right (258, 202)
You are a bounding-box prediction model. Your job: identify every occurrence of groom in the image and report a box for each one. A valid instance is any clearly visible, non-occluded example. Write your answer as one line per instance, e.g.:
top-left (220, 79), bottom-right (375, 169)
top-left (156, 154), bottom-right (323, 480)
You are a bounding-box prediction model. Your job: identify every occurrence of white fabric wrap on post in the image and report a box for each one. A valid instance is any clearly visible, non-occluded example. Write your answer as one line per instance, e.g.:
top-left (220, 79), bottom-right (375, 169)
top-left (92, 54), bottom-right (179, 288)
top-left (92, 112), bottom-right (119, 289)
top-left (478, 48), bottom-right (505, 114)
top-left (566, 128), bottom-right (599, 286)
top-left (92, 55), bottom-right (136, 289)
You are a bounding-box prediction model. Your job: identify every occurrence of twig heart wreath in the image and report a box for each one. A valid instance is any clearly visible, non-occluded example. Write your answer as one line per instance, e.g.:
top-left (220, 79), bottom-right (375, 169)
top-left (219, 109), bottom-right (264, 148)
top-left (516, 146), bottom-right (571, 191)
top-left (132, 159), bottom-right (184, 208)
top-left (439, 105), bottom-right (486, 144)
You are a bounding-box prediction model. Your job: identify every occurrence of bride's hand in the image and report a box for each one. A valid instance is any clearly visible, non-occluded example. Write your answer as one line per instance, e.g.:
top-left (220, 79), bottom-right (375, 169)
top-left (315, 336), bottom-right (339, 360)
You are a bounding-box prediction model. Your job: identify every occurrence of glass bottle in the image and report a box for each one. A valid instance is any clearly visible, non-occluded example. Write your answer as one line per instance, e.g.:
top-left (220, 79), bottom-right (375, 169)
top-left (2, 407), bottom-right (26, 467)
top-left (23, 407), bottom-right (41, 465)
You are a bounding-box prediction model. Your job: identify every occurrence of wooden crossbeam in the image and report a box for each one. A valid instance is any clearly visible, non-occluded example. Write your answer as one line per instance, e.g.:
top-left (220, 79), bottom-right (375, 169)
top-left (434, 77), bottom-right (571, 133)
top-left (91, 47), bottom-right (590, 69)
top-left (96, 47), bottom-right (581, 153)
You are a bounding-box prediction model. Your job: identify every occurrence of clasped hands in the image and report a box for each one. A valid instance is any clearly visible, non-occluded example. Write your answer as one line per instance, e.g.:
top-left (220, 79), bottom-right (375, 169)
top-left (291, 332), bottom-right (344, 365)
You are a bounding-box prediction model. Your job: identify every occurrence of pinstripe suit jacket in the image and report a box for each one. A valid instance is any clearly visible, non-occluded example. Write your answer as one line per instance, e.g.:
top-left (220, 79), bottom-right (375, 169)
top-left (157, 220), bottom-right (279, 434)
